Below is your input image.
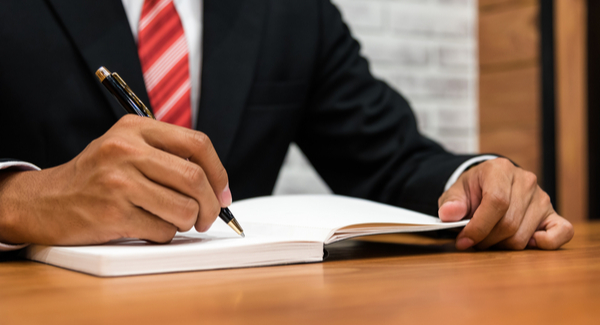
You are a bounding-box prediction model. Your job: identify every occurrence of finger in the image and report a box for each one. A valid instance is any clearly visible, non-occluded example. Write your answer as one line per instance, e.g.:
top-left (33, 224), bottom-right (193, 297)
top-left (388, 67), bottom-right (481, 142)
top-left (133, 147), bottom-right (221, 214)
top-left (496, 189), bottom-right (551, 250)
top-left (127, 166), bottom-right (221, 233)
top-left (127, 170), bottom-right (200, 232)
top-left (475, 171), bottom-right (537, 250)
top-left (191, 172), bottom-right (222, 232)
top-left (438, 178), bottom-right (470, 222)
top-left (123, 207), bottom-right (178, 244)
top-left (531, 214), bottom-right (574, 250)
top-left (455, 160), bottom-right (514, 250)
top-left (131, 118), bottom-right (231, 207)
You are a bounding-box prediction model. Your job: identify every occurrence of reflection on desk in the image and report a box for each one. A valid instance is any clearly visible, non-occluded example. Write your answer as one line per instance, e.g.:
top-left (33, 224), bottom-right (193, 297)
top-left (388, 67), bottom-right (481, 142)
top-left (1, 222), bottom-right (599, 325)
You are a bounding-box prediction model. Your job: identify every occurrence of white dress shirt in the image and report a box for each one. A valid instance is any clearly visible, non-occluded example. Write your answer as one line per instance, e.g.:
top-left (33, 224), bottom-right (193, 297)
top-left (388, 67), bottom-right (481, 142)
top-left (0, 1), bottom-right (495, 251)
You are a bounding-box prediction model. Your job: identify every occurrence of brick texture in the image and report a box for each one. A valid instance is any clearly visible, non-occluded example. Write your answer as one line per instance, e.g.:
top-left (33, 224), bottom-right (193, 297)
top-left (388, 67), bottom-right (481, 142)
top-left (273, 0), bottom-right (478, 195)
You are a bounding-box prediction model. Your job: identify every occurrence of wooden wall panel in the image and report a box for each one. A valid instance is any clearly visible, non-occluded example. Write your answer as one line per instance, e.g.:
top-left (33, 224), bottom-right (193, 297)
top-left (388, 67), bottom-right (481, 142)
top-left (479, 3), bottom-right (539, 66)
top-left (479, 0), bottom-right (588, 222)
top-left (554, 0), bottom-right (588, 222)
top-left (479, 67), bottom-right (539, 131)
top-left (479, 66), bottom-right (541, 174)
top-left (479, 0), bottom-right (536, 7)
top-left (478, 0), bottom-right (542, 179)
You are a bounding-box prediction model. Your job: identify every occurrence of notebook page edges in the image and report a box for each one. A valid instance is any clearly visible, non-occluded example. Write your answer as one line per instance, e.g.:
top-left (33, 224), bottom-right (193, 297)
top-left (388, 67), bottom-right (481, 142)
top-left (27, 222), bottom-right (323, 277)
top-left (231, 195), bottom-right (468, 244)
top-left (325, 220), bottom-right (469, 244)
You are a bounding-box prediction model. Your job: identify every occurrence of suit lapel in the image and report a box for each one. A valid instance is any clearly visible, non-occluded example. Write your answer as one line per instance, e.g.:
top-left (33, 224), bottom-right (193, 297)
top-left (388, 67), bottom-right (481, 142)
top-left (45, 0), bottom-right (151, 120)
top-left (199, 0), bottom-right (267, 163)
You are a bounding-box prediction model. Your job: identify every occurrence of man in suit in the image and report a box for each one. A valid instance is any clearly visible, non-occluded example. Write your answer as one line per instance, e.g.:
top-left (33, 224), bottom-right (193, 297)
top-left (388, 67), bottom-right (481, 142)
top-left (0, 0), bottom-right (573, 251)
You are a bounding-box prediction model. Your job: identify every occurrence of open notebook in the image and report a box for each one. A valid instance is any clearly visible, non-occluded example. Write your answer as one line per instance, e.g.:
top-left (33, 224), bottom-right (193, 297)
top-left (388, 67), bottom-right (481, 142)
top-left (26, 195), bottom-right (469, 277)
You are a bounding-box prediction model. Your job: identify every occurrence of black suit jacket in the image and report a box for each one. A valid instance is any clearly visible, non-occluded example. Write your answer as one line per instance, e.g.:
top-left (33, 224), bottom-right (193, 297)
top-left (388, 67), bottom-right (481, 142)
top-left (0, 0), bottom-right (474, 216)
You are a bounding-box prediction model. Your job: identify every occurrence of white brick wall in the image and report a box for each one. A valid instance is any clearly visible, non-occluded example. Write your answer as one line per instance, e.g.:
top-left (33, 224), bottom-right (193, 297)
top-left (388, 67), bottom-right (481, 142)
top-left (273, 0), bottom-right (478, 195)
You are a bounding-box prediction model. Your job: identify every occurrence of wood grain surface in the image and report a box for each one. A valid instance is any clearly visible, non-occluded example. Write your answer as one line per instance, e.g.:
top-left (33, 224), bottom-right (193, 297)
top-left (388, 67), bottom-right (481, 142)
top-left (1, 222), bottom-right (599, 325)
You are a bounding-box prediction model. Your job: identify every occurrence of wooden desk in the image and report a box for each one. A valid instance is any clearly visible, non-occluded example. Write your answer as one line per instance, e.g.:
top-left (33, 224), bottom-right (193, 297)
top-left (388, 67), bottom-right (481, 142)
top-left (1, 222), bottom-right (599, 325)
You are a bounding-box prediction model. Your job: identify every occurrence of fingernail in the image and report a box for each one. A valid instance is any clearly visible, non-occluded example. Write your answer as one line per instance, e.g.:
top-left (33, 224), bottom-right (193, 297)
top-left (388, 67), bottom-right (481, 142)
top-left (528, 238), bottom-right (537, 248)
top-left (220, 182), bottom-right (232, 207)
top-left (456, 237), bottom-right (474, 250)
top-left (439, 201), bottom-right (467, 221)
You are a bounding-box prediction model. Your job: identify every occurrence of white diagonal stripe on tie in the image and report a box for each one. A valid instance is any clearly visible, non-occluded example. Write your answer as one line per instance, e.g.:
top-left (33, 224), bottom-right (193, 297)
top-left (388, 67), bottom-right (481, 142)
top-left (155, 79), bottom-right (191, 120)
top-left (143, 35), bottom-right (187, 91)
top-left (139, 0), bottom-right (171, 31)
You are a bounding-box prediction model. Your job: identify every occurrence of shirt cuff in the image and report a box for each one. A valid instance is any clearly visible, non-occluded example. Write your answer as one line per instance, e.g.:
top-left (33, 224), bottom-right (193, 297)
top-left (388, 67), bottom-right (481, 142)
top-left (444, 155), bottom-right (498, 191)
top-left (0, 161), bottom-right (41, 172)
top-left (0, 242), bottom-right (28, 251)
top-left (0, 161), bottom-right (40, 251)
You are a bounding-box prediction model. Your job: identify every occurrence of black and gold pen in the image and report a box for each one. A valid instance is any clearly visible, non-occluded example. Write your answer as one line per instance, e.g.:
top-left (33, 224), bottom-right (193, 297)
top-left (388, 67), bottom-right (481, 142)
top-left (95, 66), bottom-right (245, 238)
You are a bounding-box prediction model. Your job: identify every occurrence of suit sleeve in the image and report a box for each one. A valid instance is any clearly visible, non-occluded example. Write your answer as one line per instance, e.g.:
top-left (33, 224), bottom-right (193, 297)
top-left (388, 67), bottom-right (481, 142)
top-left (296, 0), bottom-right (476, 216)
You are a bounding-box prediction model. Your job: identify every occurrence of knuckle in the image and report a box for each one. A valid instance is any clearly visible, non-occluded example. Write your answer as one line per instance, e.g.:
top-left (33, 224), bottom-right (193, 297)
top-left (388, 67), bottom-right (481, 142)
top-left (564, 221), bottom-right (575, 239)
top-left (539, 192), bottom-right (552, 207)
top-left (554, 219), bottom-right (575, 245)
top-left (523, 171), bottom-right (538, 188)
top-left (98, 171), bottom-right (130, 192)
top-left (179, 199), bottom-right (199, 231)
top-left (190, 131), bottom-right (212, 150)
top-left (98, 137), bottom-right (137, 158)
top-left (182, 163), bottom-right (206, 186)
top-left (498, 218), bottom-right (519, 237)
top-left (495, 158), bottom-right (514, 170)
top-left (179, 224), bottom-right (194, 233)
top-left (504, 235), bottom-right (528, 250)
top-left (156, 225), bottom-right (177, 244)
top-left (197, 200), bottom-right (221, 230)
top-left (489, 191), bottom-right (510, 211)
top-left (118, 114), bottom-right (143, 127)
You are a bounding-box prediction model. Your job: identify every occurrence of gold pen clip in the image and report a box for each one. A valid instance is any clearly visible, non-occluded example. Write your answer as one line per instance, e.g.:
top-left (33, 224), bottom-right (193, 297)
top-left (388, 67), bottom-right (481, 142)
top-left (112, 72), bottom-right (156, 120)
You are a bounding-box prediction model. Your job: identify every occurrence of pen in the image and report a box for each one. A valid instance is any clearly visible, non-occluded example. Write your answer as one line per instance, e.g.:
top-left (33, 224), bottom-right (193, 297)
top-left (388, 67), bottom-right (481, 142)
top-left (95, 66), bottom-right (245, 238)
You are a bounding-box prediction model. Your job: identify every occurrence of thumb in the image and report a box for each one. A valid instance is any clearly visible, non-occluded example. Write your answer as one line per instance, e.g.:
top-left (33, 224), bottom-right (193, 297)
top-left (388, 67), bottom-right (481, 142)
top-left (438, 181), bottom-right (470, 222)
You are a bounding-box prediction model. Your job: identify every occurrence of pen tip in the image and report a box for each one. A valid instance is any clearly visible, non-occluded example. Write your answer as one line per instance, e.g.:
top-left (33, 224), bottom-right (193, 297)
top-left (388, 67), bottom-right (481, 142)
top-left (240, 232), bottom-right (245, 238)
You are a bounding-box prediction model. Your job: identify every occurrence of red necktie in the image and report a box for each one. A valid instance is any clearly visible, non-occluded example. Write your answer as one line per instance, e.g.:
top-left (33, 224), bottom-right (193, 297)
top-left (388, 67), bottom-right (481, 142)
top-left (137, 0), bottom-right (192, 128)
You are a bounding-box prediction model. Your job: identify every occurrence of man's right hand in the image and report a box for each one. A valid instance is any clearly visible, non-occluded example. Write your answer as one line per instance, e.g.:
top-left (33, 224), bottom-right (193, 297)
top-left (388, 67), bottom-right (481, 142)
top-left (0, 115), bottom-right (231, 246)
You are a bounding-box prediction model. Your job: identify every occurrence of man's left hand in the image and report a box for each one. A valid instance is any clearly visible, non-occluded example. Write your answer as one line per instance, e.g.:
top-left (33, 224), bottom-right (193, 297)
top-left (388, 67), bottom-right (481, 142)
top-left (438, 158), bottom-right (574, 250)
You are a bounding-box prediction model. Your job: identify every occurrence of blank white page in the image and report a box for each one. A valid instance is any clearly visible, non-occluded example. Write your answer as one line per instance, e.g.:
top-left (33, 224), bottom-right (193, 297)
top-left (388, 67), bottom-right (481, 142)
top-left (231, 195), bottom-right (468, 235)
